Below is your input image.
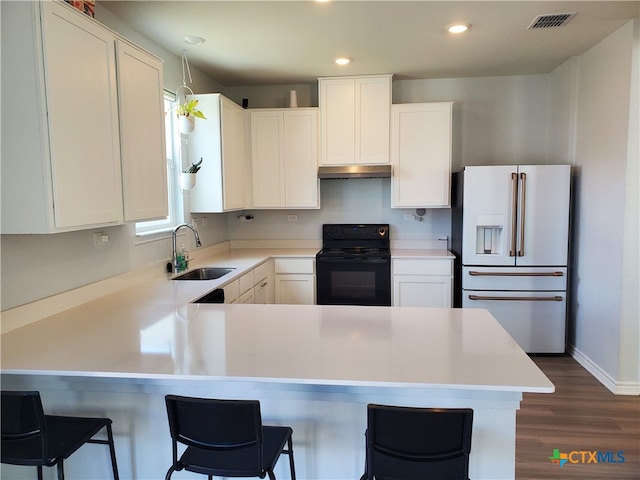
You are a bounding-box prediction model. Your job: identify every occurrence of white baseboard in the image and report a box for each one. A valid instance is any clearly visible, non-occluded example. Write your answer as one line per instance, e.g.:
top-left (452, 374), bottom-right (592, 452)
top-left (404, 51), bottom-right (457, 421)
top-left (568, 345), bottom-right (640, 395)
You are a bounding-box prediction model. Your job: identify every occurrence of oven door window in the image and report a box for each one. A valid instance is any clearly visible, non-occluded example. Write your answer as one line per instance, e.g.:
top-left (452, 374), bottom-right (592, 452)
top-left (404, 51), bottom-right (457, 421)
top-left (317, 258), bottom-right (391, 306)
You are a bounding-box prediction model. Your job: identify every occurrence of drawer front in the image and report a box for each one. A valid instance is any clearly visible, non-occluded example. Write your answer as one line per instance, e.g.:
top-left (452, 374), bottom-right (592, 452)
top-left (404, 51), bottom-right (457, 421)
top-left (462, 266), bottom-right (567, 291)
top-left (462, 290), bottom-right (566, 353)
top-left (223, 280), bottom-right (239, 303)
top-left (274, 257), bottom-right (315, 274)
top-left (238, 271), bottom-right (255, 294)
top-left (254, 261), bottom-right (270, 284)
top-left (393, 258), bottom-right (452, 276)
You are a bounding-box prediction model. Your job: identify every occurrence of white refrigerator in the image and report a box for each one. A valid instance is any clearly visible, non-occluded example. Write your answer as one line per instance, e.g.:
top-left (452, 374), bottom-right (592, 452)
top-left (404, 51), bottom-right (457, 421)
top-left (452, 165), bottom-right (571, 353)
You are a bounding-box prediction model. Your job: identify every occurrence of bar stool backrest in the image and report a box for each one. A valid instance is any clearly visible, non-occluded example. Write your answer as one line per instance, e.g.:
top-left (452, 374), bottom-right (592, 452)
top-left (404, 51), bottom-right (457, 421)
top-left (165, 395), bottom-right (264, 472)
top-left (364, 404), bottom-right (474, 480)
top-left (1, 391), bottom-right (48, 465)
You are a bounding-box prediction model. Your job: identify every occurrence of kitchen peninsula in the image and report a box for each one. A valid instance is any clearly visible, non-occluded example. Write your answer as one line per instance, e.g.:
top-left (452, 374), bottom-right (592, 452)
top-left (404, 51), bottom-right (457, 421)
top-left (1, 250), bottom-right (553, 480)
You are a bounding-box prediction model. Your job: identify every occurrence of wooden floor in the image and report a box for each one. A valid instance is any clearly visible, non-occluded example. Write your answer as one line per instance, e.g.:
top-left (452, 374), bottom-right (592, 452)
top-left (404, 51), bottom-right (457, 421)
top-left (516, 355), bottom-right (640, 479)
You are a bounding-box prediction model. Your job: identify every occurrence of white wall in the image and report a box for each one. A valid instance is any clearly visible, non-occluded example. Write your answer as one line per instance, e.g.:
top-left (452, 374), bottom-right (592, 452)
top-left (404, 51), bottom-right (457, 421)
top-left (558, 19), bottom-right (639, 393)
top-left (393, 75), bottom-right (552, 172)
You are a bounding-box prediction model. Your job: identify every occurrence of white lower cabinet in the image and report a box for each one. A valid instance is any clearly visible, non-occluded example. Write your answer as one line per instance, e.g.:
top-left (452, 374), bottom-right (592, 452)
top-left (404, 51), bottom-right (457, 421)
top-left (392, 258), bottom-right (453, 307)
top-left (274, 258), bottom-right (316, 305)
top-left (230, 260), bottom-right (273, 304)
top-left (252, 260), bottom-right (272, 305)
top-left (223, 280), bottom-right (239, 304)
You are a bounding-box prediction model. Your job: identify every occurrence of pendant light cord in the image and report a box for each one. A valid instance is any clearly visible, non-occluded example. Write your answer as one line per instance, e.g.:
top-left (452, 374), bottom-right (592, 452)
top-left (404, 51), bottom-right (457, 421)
top-left (181, 50), bottom-right (193, 87)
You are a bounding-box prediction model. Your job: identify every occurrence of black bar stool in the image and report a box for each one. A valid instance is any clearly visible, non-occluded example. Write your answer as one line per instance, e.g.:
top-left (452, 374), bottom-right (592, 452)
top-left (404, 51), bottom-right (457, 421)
top-left (360, 404), bottom-right (473, 480)
top-left (1, 390), bottom-right (119, 480)
top-left (165, 395), bottom-right (296, 480)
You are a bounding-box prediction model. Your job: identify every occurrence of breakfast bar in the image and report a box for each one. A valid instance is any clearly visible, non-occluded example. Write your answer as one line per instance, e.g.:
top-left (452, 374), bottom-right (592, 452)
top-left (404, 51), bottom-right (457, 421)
top-left (1, 289), bottom-right (553, 479)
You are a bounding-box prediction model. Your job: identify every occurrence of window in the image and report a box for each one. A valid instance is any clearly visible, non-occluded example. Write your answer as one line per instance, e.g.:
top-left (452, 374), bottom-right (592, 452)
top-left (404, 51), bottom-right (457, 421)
top-left (135, 91), bottom-right (183, 236)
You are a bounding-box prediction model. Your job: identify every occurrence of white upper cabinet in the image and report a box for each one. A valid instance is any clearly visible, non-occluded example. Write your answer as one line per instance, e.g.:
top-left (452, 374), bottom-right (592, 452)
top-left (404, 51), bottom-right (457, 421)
top-left (190, 94), bottom-right (247, 213)
top-left (250, 108), bottom-right (319, 209)
top-left (319, 75), bottom-right (391, 165)
top-left (391, 102), bottom-right (453, 208)
top-left (116, 40), bottom-right (168, 222)
top-left (0, 1), bottom-right (167, 233)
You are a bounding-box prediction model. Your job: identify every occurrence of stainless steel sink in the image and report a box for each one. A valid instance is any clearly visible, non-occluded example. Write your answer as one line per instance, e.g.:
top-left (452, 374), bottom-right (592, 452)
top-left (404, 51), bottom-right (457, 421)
top-left (172, 267), bottom-right (235, 280)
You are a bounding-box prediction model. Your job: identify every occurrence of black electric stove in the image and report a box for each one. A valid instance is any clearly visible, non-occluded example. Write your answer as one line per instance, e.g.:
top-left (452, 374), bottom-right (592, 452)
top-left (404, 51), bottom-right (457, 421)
top-left (316, 224), bottom-right (391, 306)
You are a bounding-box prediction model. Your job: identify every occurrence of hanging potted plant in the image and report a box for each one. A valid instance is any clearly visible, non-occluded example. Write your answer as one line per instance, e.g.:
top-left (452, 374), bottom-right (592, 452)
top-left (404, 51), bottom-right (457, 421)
top-left (176, 99), bottom-right (206, 134)
top-left (180, 158), bottom-right (203, 191)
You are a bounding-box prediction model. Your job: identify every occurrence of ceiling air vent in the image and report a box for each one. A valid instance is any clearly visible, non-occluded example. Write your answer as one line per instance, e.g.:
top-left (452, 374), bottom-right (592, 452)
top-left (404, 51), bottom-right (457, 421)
top-left (528, 12), bottom-right (577, 29)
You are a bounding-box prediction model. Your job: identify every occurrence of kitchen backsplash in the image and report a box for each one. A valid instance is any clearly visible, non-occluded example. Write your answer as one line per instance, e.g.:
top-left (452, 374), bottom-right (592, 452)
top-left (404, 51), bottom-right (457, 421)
top-left (226, 178), bottom-right (450, 242)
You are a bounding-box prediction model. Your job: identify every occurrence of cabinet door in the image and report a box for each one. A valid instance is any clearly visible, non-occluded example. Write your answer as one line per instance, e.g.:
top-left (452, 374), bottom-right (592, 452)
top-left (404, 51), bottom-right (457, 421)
top-left (319, 78), bottom-right (355, 165)
top-left (355, 77), bottom-right (391, 165)
top-left (238, 288), bottom-right (255, 304)
top-left (220, 97), bottom-right (246, 211)
top-left (275, 275), bottom-right (315, 304)
top-left (391, 103), bottom-right (453, 208)
top-left (254, 280), bottom-right (269, 304)
top-left (42, 1), bottom-right (123, 228)
top-left (251, 110), bottom-right (285, 207)
top-left (116, 40), bottom-right (168, 221)
top-left (284, 109), bottom-right (319, 208)
top-left (393, 275), bottom-right (452, 307)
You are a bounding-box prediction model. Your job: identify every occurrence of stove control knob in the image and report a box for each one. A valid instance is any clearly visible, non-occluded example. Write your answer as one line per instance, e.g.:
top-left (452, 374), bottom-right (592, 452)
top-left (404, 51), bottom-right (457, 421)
top-left (378, 226), bottom-right (387, 237)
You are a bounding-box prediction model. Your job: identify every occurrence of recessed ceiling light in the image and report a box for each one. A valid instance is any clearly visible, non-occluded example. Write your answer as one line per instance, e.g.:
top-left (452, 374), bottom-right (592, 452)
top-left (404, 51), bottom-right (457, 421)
top-left (446, 23), bottom-right (470, 34)
top-left (183, 36), bottom-right (206, 45)
top-left (334, 57), bottom-right (352, 66)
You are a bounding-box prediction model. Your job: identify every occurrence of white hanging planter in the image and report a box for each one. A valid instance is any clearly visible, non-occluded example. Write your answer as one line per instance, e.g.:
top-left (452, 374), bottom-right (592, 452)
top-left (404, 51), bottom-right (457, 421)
top-left (178, 115), bottom-right (195, 135)
top-left (179, 172), bottom-right (197, 191)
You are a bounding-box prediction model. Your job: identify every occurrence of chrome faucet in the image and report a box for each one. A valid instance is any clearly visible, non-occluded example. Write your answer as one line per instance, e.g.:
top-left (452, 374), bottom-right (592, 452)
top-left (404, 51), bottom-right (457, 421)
top-left (172, 223), bottom-right (202, 272)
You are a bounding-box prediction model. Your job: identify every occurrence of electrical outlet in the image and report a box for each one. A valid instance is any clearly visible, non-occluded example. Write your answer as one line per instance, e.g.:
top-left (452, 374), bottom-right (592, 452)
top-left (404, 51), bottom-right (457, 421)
top-left (287, 214), bottom-right (298, 222)
top-left (201, 217), bottom-right (208, 226)
top-left (93, 232), bottom-right (109, 246)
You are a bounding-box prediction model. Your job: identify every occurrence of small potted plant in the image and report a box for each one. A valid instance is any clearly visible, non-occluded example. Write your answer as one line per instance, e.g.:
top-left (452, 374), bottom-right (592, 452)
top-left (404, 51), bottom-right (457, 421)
top-left (176, 99), bottom-right (206, 134)
top-left (180, 158), bottom-right (203, 190)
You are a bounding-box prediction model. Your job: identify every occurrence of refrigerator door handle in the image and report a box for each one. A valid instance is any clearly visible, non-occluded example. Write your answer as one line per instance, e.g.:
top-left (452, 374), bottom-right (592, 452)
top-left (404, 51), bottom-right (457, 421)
top-left (468, 270), bottom-right (564, 277)
top-left (468, 294), bottom-right (563, 302)
top-left (518, 172), bottom-right (527, 257)
top-left (509, 172), bottom-right (518, 257)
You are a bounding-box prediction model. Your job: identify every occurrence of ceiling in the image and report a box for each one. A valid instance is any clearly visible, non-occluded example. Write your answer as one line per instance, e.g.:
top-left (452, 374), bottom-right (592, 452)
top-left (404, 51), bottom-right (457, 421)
top-left (100, 1), bottom-right (639, 87)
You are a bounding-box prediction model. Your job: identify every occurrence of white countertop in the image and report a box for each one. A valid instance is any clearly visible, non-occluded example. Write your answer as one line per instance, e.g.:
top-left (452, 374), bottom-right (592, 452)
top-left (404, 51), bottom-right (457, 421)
top-left (1, 299), bottom-right (552, 393)
top-left (390, 248), bottom-right (455, 259)
top-left (1, 245), bottom-right (552, 394)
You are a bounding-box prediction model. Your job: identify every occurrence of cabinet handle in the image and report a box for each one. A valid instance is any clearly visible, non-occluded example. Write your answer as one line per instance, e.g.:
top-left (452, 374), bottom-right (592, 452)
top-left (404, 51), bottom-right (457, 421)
top-left (468, 294), bottom-right (563, 302)
top-left (468, 271), bottom-right (563, 277)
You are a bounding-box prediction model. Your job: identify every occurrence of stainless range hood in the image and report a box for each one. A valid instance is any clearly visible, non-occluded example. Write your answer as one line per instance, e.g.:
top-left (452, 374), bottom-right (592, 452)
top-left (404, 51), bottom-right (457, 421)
top-left (318, 165), bottom-right (392, 179)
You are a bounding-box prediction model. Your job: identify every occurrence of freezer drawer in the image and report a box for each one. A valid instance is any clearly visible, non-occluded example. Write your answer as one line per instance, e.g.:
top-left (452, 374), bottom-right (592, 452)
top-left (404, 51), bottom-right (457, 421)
top-left (462, 266), bottom-right (567, 291)
top-left (462, 290), bottom-right (566, 353)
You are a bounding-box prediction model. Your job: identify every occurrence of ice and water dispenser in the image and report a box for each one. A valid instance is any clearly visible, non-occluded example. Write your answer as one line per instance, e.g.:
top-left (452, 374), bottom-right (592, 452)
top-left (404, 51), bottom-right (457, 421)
top-left (475, 215), bottom-right (504, 255)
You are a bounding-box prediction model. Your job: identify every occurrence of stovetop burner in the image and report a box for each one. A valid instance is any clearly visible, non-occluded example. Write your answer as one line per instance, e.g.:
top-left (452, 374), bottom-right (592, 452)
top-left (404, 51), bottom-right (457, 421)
top-left (317, 224), bottom-right (390, 259)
